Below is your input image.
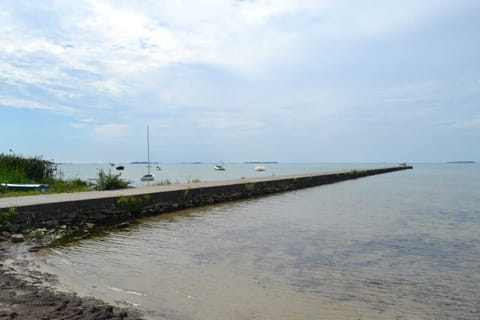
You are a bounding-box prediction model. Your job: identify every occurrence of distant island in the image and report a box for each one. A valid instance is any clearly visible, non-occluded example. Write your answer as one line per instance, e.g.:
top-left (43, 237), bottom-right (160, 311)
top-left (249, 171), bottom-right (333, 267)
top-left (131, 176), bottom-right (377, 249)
top-left (447, 161), bottom-right (476, 164)
top-left (244, 161), bottom-right (278, 164)
top-left (130, 161), bottom-right (159, 164)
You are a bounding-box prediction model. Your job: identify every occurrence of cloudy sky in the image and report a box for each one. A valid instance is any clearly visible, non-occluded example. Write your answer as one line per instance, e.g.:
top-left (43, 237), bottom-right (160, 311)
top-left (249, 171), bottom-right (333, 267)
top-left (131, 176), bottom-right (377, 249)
top-left (1, 0), bottom-right (479, 163)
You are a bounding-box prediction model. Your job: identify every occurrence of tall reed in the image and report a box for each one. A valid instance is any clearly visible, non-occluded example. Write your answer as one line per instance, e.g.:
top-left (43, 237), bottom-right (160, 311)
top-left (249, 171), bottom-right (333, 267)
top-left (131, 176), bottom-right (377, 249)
top-left (0, 153), bottom-right (55, 183)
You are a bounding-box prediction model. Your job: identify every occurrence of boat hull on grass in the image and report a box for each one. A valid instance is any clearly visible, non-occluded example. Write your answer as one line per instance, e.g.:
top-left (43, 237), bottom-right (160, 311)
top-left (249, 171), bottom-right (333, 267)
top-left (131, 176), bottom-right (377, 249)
top-left (1, 183), bottom-right (49, 192)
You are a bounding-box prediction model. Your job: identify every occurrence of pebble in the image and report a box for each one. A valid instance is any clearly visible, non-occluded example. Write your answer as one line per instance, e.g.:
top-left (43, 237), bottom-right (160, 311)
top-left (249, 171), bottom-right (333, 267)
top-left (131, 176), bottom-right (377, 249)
top-left (1, 231), bottom-right (11, 238)
top-left (11, 234), bottom-right (25, 243)
top-left (116, 222), bottom-right (130, 229)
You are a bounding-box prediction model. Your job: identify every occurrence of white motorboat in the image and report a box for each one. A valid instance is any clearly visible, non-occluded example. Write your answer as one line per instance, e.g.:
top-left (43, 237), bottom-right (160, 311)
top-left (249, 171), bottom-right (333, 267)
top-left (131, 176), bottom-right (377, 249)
top-left (214, 162), bottom-right (226, 171)
top-left (255, 165), bottom-right (266, 171)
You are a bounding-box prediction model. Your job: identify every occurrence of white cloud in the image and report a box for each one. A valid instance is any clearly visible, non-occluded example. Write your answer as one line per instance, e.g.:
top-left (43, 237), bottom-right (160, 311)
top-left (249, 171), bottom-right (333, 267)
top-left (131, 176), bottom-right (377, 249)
top-left (92, 80), bottom-right (127, 96)
top-left (0, 96), bottom-right (76, 114)
top-left (92, 123), bottom-right (130, 143)
top-left (0, 0), bottom-right (476, 125)
top-left (0, 0), bottom-right (462, 94)
top-left (70, 118), bottom-right (96, 129)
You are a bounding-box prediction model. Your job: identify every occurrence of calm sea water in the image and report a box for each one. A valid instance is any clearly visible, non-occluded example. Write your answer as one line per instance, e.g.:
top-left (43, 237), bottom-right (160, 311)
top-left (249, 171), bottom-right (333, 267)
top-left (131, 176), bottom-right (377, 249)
top-left (37, 163), bottom-right (480, 319)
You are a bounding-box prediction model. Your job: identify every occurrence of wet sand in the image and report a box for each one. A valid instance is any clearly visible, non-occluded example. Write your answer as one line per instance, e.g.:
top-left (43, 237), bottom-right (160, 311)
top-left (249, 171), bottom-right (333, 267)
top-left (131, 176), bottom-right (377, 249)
top-left (0, 243), bottom-right (143, 320)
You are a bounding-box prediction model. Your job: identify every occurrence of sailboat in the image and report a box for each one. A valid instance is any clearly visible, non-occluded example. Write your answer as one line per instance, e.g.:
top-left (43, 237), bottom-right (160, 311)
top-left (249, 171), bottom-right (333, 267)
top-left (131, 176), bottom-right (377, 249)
top-left (140, 125), bottom-right (155, 181)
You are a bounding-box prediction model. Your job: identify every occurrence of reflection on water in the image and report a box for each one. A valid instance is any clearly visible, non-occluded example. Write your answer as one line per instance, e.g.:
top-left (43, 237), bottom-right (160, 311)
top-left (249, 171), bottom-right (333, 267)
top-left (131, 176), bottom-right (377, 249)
top-left (38, 164), bottom-right (480, 319)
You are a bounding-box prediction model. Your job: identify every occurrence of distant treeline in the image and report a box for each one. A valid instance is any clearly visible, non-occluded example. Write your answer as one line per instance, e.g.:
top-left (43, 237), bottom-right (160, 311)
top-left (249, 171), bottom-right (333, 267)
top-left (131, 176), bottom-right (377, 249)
top-left (447, 161), bottom-right (475, 164)
top-left (0, 153), bottom-right (55, 183)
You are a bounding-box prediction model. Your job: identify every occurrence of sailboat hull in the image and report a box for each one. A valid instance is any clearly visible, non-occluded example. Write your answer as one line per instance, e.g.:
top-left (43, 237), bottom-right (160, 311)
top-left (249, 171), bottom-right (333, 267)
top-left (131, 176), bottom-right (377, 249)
top-left (140, 173), bottom-right (155, 181)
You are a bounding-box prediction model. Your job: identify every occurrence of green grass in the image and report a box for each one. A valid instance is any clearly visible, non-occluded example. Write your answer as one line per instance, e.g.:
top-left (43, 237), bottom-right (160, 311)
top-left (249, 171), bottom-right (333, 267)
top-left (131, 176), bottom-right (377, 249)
top-left (0, 153), bottom-right (55, 183)
top-left (0, 154), bottom-right (130, 197)
top-left (0, 179), bottom-right (92, 198)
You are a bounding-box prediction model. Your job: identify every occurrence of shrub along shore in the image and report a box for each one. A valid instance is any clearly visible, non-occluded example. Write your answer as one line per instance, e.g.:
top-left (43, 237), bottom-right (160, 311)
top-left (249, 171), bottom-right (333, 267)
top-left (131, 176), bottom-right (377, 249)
top-left (0, 153), bottom-right (132, 199)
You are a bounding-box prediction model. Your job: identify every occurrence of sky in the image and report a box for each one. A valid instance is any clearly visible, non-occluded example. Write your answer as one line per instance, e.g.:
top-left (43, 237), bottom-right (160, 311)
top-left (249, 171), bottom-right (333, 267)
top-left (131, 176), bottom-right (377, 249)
top-left (1, 0), bottom-right (479, 163)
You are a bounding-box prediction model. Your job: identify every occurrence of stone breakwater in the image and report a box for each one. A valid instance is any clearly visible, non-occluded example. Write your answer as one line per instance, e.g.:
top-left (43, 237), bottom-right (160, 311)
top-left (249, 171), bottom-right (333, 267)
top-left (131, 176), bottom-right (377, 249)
top-left (1, 166), bottom-right (412, 234)
top-left (0, 166), bottom-right (411, 320)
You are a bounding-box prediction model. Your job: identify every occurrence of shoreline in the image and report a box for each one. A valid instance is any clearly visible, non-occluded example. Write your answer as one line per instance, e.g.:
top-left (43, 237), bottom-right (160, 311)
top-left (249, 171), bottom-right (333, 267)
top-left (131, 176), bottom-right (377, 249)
top-left (0, 240), bottom-right (144, 320)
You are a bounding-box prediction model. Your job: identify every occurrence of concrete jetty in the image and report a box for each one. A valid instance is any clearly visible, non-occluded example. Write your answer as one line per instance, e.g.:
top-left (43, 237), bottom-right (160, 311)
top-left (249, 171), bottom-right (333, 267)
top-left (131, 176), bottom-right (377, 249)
top-left (1, 166), bottom-right (412, 232)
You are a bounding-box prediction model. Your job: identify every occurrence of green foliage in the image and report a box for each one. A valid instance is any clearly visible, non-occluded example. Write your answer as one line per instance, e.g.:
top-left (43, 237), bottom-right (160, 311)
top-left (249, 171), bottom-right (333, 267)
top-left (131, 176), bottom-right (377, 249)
top-left (0, 153), bottom-right (55, 183)
top-left (95, 169), bottom-right (130, 190)
top-left (186, 176), bottom-right (201, 184)
top-left (0, 207), bottom-right (16, 231)
top-left (155, 179), bottom-right (172, 186)
top-left (347, 169), bottom-right (366, 176)
top-left (244, 182), bottom-right (256, 193)
top-left (0, 154), bottom-right (92, 197)
top-left (115, 195), bottom-right (151, 212)
top-left (49, 178), bottom-right (90, 193)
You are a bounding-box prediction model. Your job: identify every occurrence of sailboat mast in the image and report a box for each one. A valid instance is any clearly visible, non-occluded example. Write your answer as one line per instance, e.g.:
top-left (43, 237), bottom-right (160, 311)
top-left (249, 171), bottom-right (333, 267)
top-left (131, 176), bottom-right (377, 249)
top-left (146, 125), bottom-right (151, 174)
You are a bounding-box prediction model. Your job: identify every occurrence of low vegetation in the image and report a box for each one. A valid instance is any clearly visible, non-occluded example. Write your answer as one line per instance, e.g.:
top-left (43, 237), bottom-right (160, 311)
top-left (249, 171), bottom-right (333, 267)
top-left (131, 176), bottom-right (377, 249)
top-left (0, 153), bottom-right (130, 197)
top-left (244, 182), bottom-right (256, 193)
top-left (0, 153), bottom-right (54, 183)
top-left (115, 195), bottom-right (151, 212)
top-left (0, 207), bottom-right (16, 231)
top-left (94, 169), bottom-right (130, 191)
top-left (154, 179), bottom-right (173, 186)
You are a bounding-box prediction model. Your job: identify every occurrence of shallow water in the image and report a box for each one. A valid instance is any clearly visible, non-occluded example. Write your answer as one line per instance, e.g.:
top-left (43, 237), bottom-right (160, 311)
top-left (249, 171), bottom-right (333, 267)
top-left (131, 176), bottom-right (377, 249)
top-left (38, 163), bottom-right (480, 319)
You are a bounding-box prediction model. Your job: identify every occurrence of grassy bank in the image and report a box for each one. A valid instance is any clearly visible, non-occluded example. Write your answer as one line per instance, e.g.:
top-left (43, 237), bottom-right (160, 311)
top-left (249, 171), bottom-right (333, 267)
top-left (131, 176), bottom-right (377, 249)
top-left (0, 153), bottom-right (54, 183)
top-left (0, 154), bottom-right (130, 198)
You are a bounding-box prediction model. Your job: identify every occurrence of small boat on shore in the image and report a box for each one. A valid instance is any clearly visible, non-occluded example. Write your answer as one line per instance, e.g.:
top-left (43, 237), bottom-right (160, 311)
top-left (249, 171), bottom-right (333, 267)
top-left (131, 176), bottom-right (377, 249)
top-left (1, 183), bottom-right (49, 192)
